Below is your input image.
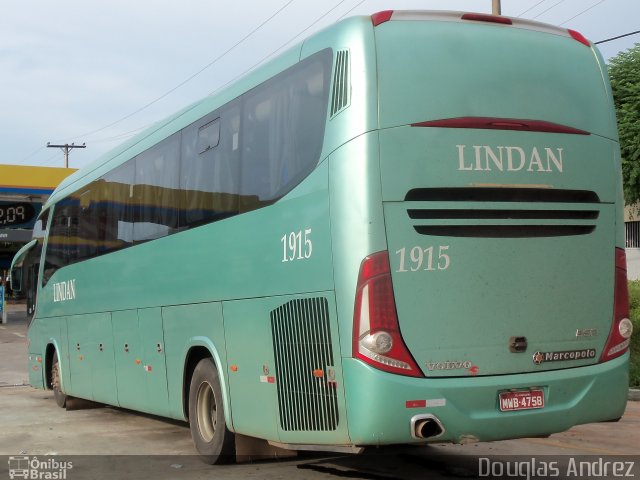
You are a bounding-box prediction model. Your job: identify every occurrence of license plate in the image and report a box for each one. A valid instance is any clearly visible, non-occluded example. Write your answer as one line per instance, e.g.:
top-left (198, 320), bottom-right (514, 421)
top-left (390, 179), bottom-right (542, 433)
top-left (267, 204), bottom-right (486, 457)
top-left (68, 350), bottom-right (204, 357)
top-left (499, 389), bottom-right (544, 412)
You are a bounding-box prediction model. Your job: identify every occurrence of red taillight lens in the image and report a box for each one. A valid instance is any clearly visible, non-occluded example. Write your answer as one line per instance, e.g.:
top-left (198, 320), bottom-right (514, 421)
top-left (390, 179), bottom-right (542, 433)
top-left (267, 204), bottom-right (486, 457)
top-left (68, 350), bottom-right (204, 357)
top-left (461, 13), bottom-right (512, 25)
top-left (600, 248), bottom-right (633, 362)
top-left (411, 117), bottom-right (590, 135)
top-left (353, 251), bottom-right (423, 377)
top-left (371, 10), bottom-right (393, 27)
top-left (568, 29), bottom-right (591, 47)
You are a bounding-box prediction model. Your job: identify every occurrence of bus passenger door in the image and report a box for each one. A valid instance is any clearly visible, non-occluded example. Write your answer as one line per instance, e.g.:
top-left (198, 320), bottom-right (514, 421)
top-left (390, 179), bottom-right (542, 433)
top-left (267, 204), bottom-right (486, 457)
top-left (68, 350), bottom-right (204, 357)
top-left (112, 310), bottom-right (146, 411)
top-left (138, 307), bottom-right (169, 416)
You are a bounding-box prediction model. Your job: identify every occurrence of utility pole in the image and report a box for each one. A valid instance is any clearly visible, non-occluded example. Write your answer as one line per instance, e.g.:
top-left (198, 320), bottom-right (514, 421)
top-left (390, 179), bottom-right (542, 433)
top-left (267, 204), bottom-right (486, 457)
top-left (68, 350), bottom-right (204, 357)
top-left (46, 142), bottom-right (86, 168)
top-left (492, 0), bottom-right (502, 15)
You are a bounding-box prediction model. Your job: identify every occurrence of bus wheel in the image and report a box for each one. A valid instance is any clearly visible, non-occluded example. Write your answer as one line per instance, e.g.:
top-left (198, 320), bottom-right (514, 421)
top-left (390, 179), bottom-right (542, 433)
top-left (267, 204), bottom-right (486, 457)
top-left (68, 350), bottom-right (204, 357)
top-left (188, 358), bottom-right (235, 464)
top-left (51, 354), bottom-right (67, 408)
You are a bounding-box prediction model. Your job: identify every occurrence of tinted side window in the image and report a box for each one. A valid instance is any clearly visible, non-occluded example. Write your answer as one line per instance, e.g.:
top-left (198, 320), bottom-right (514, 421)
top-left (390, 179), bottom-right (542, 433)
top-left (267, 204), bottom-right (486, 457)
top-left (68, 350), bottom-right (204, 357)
top-left (40, 49), bottom-right (332, 275)
top-left (43, 199), bottom-right (75, 284)
top-left (31, 210), bottom-right (48, 291)
top-left (240, 49), bottom-right (331, 212)
top-left (198, 119), bottom-right (220, 154)
top-left (97, 161), bottom-right (136, 252)
top-left (133, 133), bottom-right (181, 242)
top-left (180, 105), bottom-right (241, 228)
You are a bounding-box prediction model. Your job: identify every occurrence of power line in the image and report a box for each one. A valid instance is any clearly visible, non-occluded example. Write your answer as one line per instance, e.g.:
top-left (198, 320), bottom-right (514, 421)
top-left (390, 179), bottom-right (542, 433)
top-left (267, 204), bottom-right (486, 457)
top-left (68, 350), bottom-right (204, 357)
top-left (517, 0), bottom-right (548, 17)
top-left (38, 0), bottom-right (351, 168)
top-left (36, 150), bottom-right (66, 168)
top-left (18, 145), bottom-right (46, 164)
top-left (595, 30), bottom-right (640, 45)
top-left (265, 0), bottom-right (348, 59)
top-left (208, 0), bottom-right (348, 98)
top-left (338, 0), bottom-right (367, 20)
top-left (532, 0), bottom-right (567, 20)
top-left (31, 0), bottom-right (349, 169)
top-left (66, 0), bottom-right (298, 142)
top-left (89, 125), bottom-right (150, 144)
top-left (559, 0), bottom-right (606, 25)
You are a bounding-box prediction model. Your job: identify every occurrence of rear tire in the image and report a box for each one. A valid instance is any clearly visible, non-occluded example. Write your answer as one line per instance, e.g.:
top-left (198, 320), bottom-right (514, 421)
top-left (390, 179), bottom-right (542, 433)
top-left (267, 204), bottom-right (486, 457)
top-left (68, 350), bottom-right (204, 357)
top-left (188, 358), bottom-right (235, 464)
top-left (51, 354), bottom-right (67, 409)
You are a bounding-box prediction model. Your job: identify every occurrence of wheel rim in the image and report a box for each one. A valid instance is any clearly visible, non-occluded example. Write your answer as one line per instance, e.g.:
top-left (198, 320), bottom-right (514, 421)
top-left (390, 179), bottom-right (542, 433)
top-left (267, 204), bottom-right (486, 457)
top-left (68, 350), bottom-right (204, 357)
top-left (196, 381), bottom-right (217, 443)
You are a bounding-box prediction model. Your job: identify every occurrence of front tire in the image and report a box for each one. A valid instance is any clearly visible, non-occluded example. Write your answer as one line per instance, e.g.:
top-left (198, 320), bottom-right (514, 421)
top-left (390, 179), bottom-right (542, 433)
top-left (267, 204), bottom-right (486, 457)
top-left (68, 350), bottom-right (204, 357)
top-left (188, 358), bottom-right (235, 464)
top-left (51, 354), bottom-right (67, 408)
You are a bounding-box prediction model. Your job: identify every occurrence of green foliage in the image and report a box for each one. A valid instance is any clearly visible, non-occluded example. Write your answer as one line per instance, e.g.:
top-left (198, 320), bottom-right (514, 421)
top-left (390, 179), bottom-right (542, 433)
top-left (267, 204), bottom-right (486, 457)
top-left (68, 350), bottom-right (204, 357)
top-left (609, 43), bottom-right (640, 206)
top-left (628, 281), bottom-right (640, 387)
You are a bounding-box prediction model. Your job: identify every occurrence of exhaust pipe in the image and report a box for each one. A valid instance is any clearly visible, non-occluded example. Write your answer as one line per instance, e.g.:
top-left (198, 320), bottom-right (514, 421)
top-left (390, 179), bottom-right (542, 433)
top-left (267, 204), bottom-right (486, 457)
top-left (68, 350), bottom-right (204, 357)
top-left (411, 414), bottom-right (445, 439)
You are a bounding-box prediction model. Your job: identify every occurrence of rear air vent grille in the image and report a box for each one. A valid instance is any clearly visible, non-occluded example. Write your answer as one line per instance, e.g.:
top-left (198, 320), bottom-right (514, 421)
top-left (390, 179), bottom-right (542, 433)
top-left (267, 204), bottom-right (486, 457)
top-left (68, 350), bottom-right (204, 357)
top-left (330, 49), bottom-right (350, 118)
top-left (413, 225), bottom-right (596, 238)
top-left (271, 297), bottom-right (339, 431)
top-left (405, 188), bottom-right (601, 238)
top-left (408, 209), bottom-right (599, 220)
top-left (405, 188), bottom-right (600, 203)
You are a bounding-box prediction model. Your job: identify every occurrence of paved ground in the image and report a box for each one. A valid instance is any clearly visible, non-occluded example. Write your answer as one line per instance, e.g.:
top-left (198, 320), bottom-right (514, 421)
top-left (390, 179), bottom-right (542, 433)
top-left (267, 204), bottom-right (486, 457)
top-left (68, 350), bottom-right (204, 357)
top-left (0, 303), bottom-right (638, 479)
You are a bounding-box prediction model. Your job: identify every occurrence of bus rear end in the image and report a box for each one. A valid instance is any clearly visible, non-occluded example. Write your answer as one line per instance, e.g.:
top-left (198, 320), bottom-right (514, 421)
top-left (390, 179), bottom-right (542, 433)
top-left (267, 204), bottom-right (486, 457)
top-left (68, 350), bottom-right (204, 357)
top-left (342, 11), bottom-right (631, 445)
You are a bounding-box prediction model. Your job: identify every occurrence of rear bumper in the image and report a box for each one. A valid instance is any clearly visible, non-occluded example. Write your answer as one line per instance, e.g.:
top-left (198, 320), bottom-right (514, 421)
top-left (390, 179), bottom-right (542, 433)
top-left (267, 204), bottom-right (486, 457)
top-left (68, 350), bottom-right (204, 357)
top-left (342, 353), bottom-right (629, 445)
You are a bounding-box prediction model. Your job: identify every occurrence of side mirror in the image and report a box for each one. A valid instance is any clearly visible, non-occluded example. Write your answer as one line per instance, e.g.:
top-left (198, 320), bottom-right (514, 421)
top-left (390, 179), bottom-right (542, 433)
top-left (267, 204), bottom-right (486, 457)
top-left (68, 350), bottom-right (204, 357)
top-left (10, 239), bottom-right (38, 295)
top-left (10, 268), bottom-right (22, 293)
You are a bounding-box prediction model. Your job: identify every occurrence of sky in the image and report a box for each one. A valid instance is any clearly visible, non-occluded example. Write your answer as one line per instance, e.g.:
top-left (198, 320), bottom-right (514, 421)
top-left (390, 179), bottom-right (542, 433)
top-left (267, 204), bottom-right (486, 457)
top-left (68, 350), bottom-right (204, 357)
top-left (1, 0), bottom-right (639, 170)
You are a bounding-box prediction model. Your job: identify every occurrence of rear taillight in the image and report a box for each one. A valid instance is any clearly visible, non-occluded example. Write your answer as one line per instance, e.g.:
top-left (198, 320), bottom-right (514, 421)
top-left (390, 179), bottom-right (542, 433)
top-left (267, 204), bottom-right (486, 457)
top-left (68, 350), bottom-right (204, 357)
top-left (371, 10), bottom-right (394, 26)
top-left (353, 251), bottom-right (423, 377)
top-left (600, 248), bottom-right (633, 362)
top-left (568, 29), bottom-right (591, 47)
top-left (411, 117), bottom-right (589, 135)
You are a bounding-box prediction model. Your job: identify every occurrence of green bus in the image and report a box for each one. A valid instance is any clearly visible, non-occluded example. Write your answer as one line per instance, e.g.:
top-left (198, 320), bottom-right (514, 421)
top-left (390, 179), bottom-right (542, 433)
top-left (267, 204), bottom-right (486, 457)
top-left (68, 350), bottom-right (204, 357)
top-left (12, 10), bottom-right (633, 463)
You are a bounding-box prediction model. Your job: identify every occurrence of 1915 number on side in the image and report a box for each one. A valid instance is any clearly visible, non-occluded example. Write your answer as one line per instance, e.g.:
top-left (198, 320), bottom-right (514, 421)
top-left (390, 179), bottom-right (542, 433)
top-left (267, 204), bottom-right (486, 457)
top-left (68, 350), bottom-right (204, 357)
top-left (281, 229), bottom-right (312, 262)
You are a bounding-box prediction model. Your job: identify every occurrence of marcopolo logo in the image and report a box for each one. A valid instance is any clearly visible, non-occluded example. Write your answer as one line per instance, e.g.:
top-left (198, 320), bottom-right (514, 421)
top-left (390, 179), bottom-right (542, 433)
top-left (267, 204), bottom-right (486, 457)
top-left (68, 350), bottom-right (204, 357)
top-left (532, 349), bottom-right (596, 365)
top-left (8, 456), bottom-right (73, 479)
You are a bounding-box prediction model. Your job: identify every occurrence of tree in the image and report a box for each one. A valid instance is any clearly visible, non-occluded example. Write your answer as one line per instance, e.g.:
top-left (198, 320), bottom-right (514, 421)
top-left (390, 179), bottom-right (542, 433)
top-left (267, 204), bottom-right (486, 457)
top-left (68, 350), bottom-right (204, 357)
top-left (609, 43), bottom-right (640, 206)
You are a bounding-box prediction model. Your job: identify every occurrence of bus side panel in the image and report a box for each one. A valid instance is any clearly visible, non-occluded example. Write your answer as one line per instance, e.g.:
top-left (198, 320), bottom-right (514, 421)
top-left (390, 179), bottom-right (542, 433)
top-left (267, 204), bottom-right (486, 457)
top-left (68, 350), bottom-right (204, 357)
top-left (27, 353), bottom-right (45, 389)
top-left (112, 308), bottom-right (170, 416)
top-left (65, 313), bottom-right (117, 405)
top-left (223, 298), bottom-right (281, 442)
top-left (112, 309), bottom-right (147, 411)
top-left (328, 132), bottom-right (387, 359)
top-left (225, 293), bottom-right (350, 444)
top-left (37, 165), bottom-right (334, 319)
top-left (66, 315), bottom-right (93, 400)
top-left (138, 307), bottom-right (170, 416)
top-left (162, 302), bottom-right (228, 422)
top-left (88, 313), bottom-right (118, 406)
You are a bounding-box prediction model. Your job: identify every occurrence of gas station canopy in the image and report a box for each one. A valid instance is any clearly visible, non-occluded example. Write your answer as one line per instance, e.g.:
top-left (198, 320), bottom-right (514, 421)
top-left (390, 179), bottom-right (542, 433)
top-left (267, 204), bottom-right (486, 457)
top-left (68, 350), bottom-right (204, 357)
top-left (0, 164), bottom-right (76, 269)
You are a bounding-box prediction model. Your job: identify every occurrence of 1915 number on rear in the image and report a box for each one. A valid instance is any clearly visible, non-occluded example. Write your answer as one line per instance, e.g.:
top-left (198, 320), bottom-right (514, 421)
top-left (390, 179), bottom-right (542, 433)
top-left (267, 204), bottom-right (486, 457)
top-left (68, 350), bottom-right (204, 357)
top-left (395, 245), bottom-right (450, 272)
